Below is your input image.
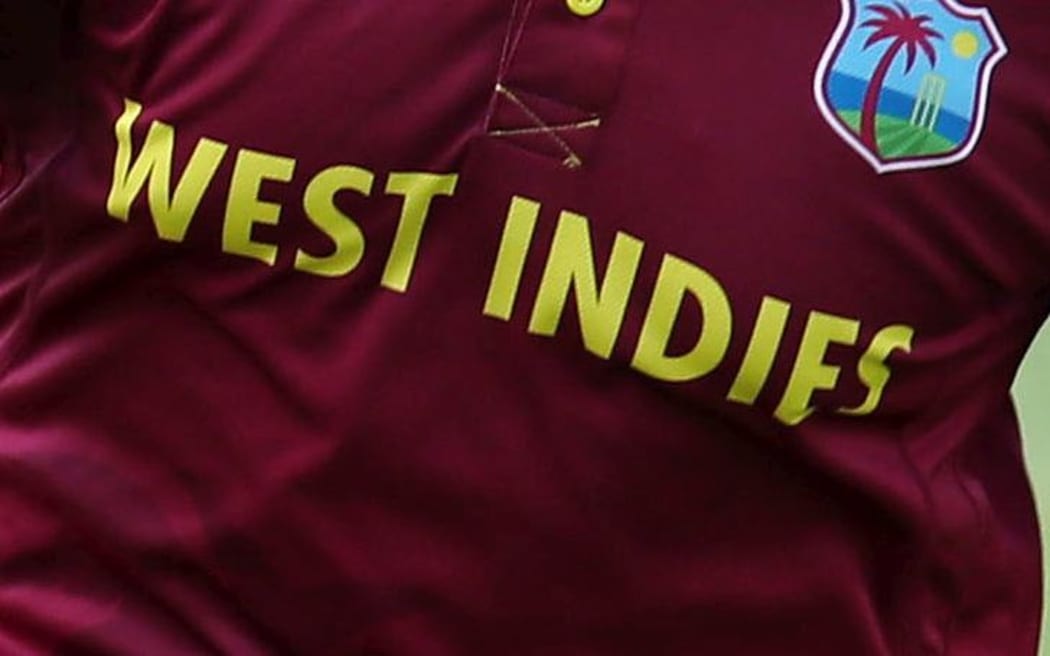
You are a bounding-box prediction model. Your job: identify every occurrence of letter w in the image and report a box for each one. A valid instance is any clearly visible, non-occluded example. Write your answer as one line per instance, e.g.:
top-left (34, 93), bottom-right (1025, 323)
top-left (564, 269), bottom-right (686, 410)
top-left (107, 99), bottom-right (228, 242)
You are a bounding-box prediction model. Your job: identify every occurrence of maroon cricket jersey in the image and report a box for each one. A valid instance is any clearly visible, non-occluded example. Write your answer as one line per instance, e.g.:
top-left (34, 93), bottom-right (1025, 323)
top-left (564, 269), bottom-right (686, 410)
top-left (2, 1), bottom-right (1049, 654)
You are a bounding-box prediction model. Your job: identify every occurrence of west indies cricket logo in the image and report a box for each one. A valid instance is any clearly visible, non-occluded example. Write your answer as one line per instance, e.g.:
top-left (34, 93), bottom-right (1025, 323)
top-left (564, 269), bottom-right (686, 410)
top-left (815, 0), bottom-right (1007, 173)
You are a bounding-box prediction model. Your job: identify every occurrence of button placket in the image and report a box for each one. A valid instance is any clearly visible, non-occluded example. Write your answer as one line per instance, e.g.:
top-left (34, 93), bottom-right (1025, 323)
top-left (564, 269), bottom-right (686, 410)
top-left (484, 0), bottom-right (643, 168)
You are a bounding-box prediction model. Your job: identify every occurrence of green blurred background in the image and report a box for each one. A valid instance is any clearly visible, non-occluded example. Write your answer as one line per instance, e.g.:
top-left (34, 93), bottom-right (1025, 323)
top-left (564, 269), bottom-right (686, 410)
top-left (1016, 320), bottom-right (1050, 655)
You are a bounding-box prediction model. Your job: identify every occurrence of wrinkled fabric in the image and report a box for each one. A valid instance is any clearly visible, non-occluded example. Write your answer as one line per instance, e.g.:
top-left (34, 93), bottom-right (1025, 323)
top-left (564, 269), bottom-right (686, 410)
top-left (1, 2), bottom-right (1049, 654)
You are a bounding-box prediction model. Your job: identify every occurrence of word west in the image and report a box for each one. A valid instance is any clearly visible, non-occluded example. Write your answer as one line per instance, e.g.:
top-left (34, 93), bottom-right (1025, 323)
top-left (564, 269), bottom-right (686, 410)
top-left (107, 99), bottom-right (914, 427)
top-left (107, 99), bottom-right (456, 292)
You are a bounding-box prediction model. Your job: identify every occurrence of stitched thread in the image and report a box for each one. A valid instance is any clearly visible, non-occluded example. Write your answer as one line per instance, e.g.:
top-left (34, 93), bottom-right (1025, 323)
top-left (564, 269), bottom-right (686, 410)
top-left (497, 0), bottom-right (536, 81)
top-left (499, 83), bottom-right (603, 119)
top-left (489, 117), bottom-right (602, 138)
top-left (484, 0), bottom-right (537, 131)
top-left (483, 0), bottom-right (602, 168)
top-left (495, 84), bottom-right (594, 168)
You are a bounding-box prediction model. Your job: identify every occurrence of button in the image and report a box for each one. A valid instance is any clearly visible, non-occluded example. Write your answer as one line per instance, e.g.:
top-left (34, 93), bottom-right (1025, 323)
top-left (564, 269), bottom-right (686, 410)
top-left (566, 0), bottom-right (605, 18)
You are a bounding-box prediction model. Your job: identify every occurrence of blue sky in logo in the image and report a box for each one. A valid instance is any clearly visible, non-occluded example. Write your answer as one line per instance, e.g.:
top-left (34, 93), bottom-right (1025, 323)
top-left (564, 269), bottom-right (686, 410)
top-left (828, 0), bottom-right (999, 137)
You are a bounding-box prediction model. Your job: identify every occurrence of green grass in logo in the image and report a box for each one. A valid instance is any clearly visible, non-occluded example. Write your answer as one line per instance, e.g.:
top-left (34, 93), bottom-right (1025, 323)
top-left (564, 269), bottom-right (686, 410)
top-left (838, 110), bottom-right (957, 159)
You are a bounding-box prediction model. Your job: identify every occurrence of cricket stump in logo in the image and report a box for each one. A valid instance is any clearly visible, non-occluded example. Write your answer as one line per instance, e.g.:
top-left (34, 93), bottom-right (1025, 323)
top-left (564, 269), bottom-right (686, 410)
top-left (814, 0), bottom-right (1007, 174)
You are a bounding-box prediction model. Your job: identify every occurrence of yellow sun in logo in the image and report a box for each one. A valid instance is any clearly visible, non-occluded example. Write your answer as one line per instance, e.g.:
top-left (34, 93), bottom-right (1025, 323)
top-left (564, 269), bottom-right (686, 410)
top-left (952, 30), bottom-right (980, 59)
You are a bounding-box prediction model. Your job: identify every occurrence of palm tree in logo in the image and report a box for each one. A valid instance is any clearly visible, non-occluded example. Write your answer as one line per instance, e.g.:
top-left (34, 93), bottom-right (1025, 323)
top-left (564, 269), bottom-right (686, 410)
top-left (858, 3), bottom-right (942, 154)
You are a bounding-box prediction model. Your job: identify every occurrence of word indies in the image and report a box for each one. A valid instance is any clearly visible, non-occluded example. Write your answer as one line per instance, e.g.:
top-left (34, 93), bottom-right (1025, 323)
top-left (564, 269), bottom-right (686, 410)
top-left (106, 99), bottom-right (914, 427)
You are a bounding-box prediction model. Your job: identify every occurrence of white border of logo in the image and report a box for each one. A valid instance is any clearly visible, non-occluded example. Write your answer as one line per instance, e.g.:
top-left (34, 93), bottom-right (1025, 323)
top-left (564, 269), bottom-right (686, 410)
top-left (812, 0), bottom-right (1008, 174)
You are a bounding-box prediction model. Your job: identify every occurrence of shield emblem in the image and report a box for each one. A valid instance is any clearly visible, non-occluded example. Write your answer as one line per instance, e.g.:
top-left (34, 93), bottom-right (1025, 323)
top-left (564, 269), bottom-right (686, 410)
top-left (814, 0), bottom-right (1007, 174)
